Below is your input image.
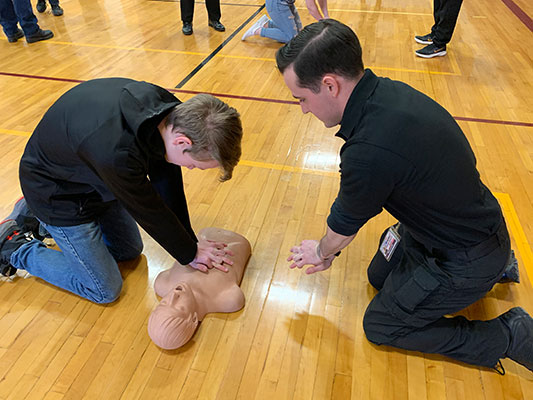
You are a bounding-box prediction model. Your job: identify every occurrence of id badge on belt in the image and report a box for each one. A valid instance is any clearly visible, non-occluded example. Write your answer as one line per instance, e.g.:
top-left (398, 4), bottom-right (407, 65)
top-left (379, 224), bottom-right (401, 261)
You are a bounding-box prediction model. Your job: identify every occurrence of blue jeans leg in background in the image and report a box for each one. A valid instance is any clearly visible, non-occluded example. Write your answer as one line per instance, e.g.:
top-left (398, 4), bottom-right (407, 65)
top-left (261, 0), bottom-right (301, 43)
top-left (10, 201), bottom-right (143, 304)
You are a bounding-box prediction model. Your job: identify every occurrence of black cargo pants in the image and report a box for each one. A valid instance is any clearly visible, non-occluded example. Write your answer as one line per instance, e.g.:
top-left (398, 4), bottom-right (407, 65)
top-left (363, 222), bottom-right (511, 367)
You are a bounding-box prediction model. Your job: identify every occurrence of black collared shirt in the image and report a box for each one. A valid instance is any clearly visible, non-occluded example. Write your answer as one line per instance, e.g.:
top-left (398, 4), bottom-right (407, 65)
top-left (327, 69), bottom-right (502, 249)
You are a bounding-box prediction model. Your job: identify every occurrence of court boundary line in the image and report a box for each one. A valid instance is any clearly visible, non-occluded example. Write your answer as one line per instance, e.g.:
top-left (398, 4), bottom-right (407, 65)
top-left (1, 71), bottom-right (532, 127)
top-left (500, 0), bottom-right (533, 32)
top-left (495, 193), bottom-right (533, 287)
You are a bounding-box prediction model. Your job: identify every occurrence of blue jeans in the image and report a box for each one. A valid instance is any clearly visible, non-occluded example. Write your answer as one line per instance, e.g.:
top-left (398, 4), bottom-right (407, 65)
top-left (262, 0), bottom-right (301, 43)
top-left (10, 201), bottom-right (143, 304)
top-left (0, 0), bottom-right (39, 37)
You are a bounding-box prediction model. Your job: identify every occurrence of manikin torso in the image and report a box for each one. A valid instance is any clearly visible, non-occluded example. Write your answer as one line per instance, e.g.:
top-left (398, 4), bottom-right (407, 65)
top-left (149, 227), bottom-right (251, 349)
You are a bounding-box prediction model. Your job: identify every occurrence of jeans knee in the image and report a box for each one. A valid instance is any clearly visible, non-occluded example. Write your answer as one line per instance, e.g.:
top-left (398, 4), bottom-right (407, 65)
top-left (90, 280), bottom-right (122, 304)
top-left (113, 241), bottom-right (143, 262)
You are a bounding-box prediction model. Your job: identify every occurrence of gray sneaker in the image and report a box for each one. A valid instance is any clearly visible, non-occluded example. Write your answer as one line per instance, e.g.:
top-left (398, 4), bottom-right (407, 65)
top-left (499, 307), bottom-right (533, 372)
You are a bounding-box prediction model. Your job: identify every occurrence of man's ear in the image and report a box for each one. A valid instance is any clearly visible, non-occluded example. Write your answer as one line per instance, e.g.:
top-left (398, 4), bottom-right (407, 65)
top-left (174, 133), bottom-right (192, 147)
top-left (322, 75), bottom-right (340, 97)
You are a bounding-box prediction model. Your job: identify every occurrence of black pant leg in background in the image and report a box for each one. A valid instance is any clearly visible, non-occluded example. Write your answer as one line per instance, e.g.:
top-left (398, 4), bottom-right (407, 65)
top-left (430, 0), bottom-right (463, 46)
top-left (205, 0), bottom-right (221, 22)
top-left (180, 0), bottom-right (194, 23)
top-left (180, 0), bottom-right (221, 23)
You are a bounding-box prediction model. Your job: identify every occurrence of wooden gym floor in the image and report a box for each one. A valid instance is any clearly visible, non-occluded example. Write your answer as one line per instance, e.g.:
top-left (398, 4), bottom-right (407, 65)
top-left (0, 0), bottom-right (532, 398)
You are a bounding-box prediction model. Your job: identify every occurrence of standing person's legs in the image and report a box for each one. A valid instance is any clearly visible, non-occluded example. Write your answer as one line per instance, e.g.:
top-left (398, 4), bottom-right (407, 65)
top-left (363, 225), bottom-right (513, 368)
top-left (430, 0), bottom-right (442, 38)
top-left (180, 0), bottom-right (194, 34)
top-left (0, 0), bottom-right (21, 38)
top-left (9, 202), bottom-right (143, 303)
top-left (431, 0), bottom-right (463, 47)
top-left (3, 0), bottom-right (38, 35)
top-left (180, 0), bottom-right (194, 23)
top-left (47, 0), bottom-right (63, 16)
top-left (205, 0), bottom-right (221, 23)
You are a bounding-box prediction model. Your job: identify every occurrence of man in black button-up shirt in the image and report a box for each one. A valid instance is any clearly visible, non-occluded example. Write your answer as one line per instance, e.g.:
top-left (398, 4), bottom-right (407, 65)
top-left (276, 19), bottom-right (532, 373)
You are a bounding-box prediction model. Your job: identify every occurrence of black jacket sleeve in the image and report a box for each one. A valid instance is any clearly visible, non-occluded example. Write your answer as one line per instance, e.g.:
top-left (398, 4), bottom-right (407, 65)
top-left (77, 133), bottom-right (198, 265)
top-left (148, 157), bottom-right (197, 241)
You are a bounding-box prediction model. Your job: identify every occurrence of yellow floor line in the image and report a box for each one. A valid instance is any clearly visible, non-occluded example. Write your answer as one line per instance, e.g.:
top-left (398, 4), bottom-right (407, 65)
top-left (0, 128), bottom-right (31, 137)
top-left (0, 39), bottom-right (457, 76)
top-left (239, 159), bottom-right (338, 177)
top-left (495, 192), bottom-right (533, 287)
top-left (370, 65), bottom-right (458, 76)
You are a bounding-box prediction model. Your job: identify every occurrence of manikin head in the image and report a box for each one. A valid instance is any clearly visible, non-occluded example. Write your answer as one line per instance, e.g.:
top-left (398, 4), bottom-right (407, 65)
top-left (148, 282), bottom-right (199, 350)
top-left (161, 94), bottom-right (243, 181)
top-left (275, 19), bottom-right (364, 127)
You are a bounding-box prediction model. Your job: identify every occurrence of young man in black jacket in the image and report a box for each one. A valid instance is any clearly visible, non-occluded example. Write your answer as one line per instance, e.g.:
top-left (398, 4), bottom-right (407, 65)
top-left (278, 19), bottom-right (532, 374)
top-left (0, 78), bottom-right (243, 304)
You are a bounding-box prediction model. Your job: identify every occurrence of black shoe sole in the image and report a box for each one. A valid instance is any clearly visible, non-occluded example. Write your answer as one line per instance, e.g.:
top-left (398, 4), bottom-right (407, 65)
top-left (7, 32), bottom-right (24, 43)
top-left (208, 21), bottom-right (225, 32)
top-left (26, 31), bottom-right (54, 44)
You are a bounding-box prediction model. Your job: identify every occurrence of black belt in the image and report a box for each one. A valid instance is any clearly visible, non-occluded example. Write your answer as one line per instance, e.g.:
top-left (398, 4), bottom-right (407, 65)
top-left (429, 220), bottom-right (508, 261)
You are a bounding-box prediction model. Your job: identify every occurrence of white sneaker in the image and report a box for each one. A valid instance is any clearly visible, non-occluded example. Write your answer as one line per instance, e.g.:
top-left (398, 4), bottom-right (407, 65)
top-left (242, 15), bottom-right (269, 40)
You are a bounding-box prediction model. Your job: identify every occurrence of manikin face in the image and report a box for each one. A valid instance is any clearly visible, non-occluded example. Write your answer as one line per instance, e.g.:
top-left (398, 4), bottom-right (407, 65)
top-left (148, 281), bottom-right (200, 349)
top-left (282, 65), bottom-right (342, 128)
top-left (159, 282), bottom-right (199, 320)
top-left (162, 127), bottom-right (220, 171)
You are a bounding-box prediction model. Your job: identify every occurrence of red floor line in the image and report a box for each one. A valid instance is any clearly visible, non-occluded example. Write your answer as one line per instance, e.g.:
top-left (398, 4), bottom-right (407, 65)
top-left (1, 71), bottom-right (532, 128)
top-left (501, 0), bottom-right (533, 32)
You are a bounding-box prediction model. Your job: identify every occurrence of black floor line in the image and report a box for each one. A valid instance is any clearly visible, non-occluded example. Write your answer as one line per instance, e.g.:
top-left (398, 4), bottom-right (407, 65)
top-left (175, 4), bottom-right (265, 89)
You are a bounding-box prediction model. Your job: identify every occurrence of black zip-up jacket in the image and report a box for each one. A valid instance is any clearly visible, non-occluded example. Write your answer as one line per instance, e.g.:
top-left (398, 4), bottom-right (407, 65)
top-left (19, 78), bottom-right (198, 265)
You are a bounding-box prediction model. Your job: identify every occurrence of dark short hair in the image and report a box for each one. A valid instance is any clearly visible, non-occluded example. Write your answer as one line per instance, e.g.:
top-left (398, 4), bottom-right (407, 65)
top-left (167, 94), bottom-right (243, 182)
top-left (276, 19), bottom-right (364, 92)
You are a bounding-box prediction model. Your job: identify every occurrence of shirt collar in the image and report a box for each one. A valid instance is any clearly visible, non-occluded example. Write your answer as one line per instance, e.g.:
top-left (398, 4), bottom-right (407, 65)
top-left (335, 69), bottom-right (379, 141)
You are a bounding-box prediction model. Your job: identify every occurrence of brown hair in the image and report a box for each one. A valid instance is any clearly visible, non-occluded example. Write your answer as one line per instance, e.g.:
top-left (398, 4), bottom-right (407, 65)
top-left (166, 94), bottom-right (243, 181)
top-left (276, 19), bottom-right (364, 93)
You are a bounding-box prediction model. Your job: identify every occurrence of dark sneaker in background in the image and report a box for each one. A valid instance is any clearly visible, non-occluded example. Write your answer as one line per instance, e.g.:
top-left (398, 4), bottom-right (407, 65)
top-left (414, 33), bottom-right (433, 45)
top-left (415, 43), bottom-right (447, 58)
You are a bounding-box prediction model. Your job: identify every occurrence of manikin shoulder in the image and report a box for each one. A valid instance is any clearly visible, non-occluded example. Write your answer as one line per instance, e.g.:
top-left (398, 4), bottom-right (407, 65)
top-left (209, 285), bottom-right (245, 314)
